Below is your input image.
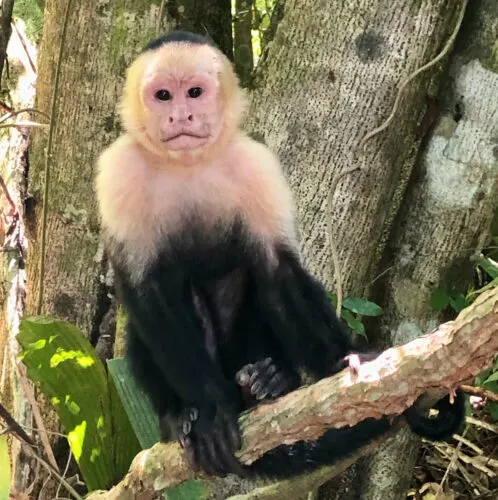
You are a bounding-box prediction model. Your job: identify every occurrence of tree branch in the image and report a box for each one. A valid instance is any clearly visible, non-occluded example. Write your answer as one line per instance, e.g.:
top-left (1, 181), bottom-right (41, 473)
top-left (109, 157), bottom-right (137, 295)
top-left (87, 287), bottom-right (498, 499)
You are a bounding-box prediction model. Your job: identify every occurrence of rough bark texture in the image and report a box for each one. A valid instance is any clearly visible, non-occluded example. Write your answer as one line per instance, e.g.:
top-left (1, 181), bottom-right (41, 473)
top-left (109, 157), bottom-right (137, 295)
top-left (247, 0), bottom-right (463, 294)
top-left (0, 21), bottom-right (39, 494)
top-left (23, 1), bottom-right (173, 497)
top-left (170, 0), bottom-right (233, 59)
top-left (85, 286), bottom-right (498, 499)
top-left (27, 0), bottom-right (172, 332)
top-left (234, 0), bottom-right (254, 85)
top-left (356, 1), bottom-right (498, 498)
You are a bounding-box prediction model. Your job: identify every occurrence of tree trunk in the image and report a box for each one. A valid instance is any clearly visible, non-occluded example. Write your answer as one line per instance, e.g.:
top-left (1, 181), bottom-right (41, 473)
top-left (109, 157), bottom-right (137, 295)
top-left (234, 0), bottom-right (254, 85)
top-left (356, 1), bottom-right (498, 498)
top-left (243, 0), bottom-right (496, 498)
top-left (21, 1), bottom-right (173, 497)
top-left (170, 0), bottom-right (233, 59)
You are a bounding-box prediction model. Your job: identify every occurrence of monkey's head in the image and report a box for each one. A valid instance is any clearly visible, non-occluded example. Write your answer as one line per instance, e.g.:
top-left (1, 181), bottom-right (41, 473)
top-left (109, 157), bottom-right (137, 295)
top-left (121, 31), bottom-right (247, 164)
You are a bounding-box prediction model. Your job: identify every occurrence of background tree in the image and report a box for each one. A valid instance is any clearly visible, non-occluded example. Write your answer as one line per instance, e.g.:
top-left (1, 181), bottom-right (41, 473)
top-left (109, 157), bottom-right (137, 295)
top-left (1, 0), bottom-right (497, 498)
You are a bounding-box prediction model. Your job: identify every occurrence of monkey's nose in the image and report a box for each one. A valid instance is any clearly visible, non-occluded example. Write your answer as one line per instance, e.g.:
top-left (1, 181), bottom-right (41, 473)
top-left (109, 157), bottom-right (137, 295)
top-left (168, 113), bottom-right (194, 124)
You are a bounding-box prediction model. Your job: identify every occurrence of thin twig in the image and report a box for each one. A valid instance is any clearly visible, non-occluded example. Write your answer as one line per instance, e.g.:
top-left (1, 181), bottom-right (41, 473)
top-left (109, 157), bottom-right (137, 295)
top-left (0, 120), bottom-right (49, 129)
top-left (466, 416), bottom-right (498, 434)
top-left (21, 440), bottom-right (83, 500)
top-left (0, 107), bottom-right (51, 123)
top-left (440, 426), bottom-right (467, 488)
top-left (461, 384), bottom-right (498, 403)
top-left (11, 19), bottom-right (37, 74)
top-left (16, 362), bottom-right (59, 471)
top-left (0, 172), bottom-right (17, 214)
top-left (56, 448), bottom-right (74, 499)
top-left (37, 0), bottom-right (74, 314)
top-left (0, 402), bottom-right (35, 445)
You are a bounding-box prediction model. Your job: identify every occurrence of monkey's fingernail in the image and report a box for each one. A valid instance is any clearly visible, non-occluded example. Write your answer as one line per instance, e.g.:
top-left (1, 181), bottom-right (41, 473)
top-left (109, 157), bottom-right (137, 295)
top-left (190, 408), bottom-right (199, 421)
top-left (183, 421), bottom-right (192, 434)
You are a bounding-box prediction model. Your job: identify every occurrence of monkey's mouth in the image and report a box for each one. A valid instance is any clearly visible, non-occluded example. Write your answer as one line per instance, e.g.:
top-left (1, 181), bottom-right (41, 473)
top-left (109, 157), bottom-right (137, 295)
top-left (162, 133), bottom-right (210, 143)
top-left (161, 132), bottom-right (211, 151)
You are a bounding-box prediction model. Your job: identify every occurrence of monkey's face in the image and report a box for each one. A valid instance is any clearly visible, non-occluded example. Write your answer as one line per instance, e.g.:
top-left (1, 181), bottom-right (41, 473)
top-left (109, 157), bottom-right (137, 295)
top-left (141, 69), bottom-right (224, 153)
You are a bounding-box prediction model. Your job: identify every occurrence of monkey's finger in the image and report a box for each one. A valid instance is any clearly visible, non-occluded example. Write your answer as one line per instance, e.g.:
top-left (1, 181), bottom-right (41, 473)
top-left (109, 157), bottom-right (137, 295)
top-left (224, 415), bottom-right (242, 452)
top-left (266, 373), bottom-right (293, 398)
top-left (235, 364), bottom-right (255, 386)
top-left (204, 437), bottom-right (228, 476)
top-left (197, 439), bottom-right (221, 476)
top-left (215, 431), bottom-right (247, 477)
top-left (249, 362), bottom-right (276, 386)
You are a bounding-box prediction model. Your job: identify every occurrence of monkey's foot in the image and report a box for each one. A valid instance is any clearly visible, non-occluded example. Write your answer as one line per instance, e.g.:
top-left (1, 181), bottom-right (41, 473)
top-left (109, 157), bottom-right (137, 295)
top-left (178, 406), bottom-right (246, 477)
top-left (236, 357), bottom-right (299, 400)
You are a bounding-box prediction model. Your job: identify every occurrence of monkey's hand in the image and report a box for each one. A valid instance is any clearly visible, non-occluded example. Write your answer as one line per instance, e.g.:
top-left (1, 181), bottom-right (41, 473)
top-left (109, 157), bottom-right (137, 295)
top-left (332, 351), bottom-right (380, 375)
top-left (236, 357), bottom-right (300, 400)
top-left (178, 404), bottom-right (247, 477)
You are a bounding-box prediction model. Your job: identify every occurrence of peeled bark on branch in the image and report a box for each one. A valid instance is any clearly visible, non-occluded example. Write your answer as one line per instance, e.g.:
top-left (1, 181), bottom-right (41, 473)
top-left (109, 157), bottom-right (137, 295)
top-left (87, 286), bottom-right (498, 499)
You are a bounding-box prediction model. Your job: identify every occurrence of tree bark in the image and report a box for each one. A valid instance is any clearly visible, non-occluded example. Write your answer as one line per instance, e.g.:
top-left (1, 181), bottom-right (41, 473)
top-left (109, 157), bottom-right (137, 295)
top-left (356, 1), bottom-right (498, 498)
top-left (242, 0), bottom-right (495, 498)
top-left (85, 286), bottom-right (498, 499)
top-left (22, 1), bottom-right (174, 497)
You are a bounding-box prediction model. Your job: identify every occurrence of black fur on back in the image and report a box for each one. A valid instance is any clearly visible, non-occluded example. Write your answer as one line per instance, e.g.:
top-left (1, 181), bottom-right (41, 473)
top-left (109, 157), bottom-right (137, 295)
top-left (144, 30), bottom-right (215, 52)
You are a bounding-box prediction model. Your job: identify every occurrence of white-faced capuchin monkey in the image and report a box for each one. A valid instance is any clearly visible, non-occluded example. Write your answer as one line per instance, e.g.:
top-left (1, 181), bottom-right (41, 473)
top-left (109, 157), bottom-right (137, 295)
top-left (95, 30), bottom-right (464, 478)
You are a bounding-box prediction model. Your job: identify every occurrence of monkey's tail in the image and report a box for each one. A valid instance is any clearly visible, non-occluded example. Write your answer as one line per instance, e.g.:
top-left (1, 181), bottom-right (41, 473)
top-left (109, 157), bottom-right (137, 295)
top-left (247, 391), bottom-right (465, 479)
top-left (247, 417), bottom-right (391, 479)
top-left (404, 389), bottom-right (465, 441)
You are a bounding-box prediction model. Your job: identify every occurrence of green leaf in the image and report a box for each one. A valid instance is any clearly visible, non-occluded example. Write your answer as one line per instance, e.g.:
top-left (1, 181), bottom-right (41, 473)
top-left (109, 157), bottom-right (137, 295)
top-left (341, 309), bottom-right (366, 337)
top-left (449, 293), bottom-right (469, 313)
top-left (18, 316), bottom-right (115, 490)
top-left (0, 435), bottom-right (10, 500)
top-left (327, 291), bottom-right (338, 308)
top-left (341, 297), bottom-right (383, 316)
top-left (108, 367), bottom-right (141, 478)
top-left (430, 287), bottom-right (450, 311)
top-left (477, 255), bottom-right (498, 279)
top-left (107, 358), bottom-right (160, 450)
top-left (489, 402), bottom-right (498, 422)
top-left (483, 371), bottom-right (498, 385)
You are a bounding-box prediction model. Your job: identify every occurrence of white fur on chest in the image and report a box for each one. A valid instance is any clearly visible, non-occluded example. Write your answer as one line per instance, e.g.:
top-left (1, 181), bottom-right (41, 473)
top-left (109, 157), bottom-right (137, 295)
top-left (96, 134), bottom-right (297, 277)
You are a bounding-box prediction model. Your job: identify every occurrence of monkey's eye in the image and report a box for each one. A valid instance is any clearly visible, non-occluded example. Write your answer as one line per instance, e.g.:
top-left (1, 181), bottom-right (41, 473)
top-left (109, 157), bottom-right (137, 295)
top-left (188, 87), bottom-right (203, 98)
top-left (154, 89), bottom-right (171, 101)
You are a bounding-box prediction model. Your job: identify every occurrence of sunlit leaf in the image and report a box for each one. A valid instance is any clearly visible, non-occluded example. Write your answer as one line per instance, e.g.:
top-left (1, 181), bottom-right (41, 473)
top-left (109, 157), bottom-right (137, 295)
top-left (0, 435), bottom-right (10, 500)
top-left (342, 297), bottom-right (383, 316)
top-left (483, 371), bottom-right (498, 384)
top-left (18, 316), bottom-right (136, 490)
